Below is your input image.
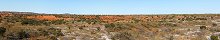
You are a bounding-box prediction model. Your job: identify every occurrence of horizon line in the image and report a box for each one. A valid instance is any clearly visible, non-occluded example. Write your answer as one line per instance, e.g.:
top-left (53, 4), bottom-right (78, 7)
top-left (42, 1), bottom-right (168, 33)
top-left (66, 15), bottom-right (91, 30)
top-left (1, 11), bottom-right (220, 15)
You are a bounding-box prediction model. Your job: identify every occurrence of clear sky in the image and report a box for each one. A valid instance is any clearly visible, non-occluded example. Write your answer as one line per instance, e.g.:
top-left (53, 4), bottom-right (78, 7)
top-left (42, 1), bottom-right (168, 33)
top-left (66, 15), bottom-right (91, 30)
top-left (0, 0), bottom-right (220, 14)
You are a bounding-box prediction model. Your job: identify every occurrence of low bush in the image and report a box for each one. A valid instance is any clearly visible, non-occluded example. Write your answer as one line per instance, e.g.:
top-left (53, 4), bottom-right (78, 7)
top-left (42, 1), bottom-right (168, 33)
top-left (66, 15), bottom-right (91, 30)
top-left (210, 35), bottom-right (219, 40)
top-left (104, 23), bottom-right (115, 28)
top-left (6, 29), bottom-right (31, 40)
top-left (21, 19), bottom-right (43, 25)
top-left (0, 27), bottom-right (6, 36)
top-left (111, 32), bottom-right (135, 40)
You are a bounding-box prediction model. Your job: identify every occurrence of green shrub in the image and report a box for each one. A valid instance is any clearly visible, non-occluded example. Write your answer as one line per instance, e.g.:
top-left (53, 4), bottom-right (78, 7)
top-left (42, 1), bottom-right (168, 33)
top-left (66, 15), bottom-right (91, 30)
top-left (21, 19), bottom-right (42, 25)
top-left (51, 20), bottom-right (66, 25)
top-left (104, 23), bottom-right (115, 28)
top-left (210, 35), bottom-right (219, 40)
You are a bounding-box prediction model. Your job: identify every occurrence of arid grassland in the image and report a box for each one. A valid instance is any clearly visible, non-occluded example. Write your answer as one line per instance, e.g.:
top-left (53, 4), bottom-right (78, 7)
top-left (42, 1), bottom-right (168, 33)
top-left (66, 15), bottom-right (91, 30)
top-left (1, 11), bottom-right (220, 40)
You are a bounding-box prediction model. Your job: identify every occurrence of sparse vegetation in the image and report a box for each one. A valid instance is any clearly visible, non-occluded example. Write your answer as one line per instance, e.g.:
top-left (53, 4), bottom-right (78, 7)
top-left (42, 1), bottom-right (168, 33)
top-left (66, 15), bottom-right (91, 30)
top-left (111, 32), bottom-right (135, 40)
top-left (21, 19), bottom-right (43, 25)
top-left (1, 11), bottom-right (220, 40)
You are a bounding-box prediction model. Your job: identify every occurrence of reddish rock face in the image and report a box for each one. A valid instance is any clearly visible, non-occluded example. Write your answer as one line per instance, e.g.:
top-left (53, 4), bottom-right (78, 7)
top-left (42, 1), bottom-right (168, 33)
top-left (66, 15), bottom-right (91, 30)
top-left (98, 16), bottom-right (134, 23)
top-left (81, 16), bottom-right (97, 19)
top-left (26, 15), bottom-right (58, 21)
top-left (0, 13), bottom-right (13, 17)
top-left (99, 16), bottom-right (116, 23)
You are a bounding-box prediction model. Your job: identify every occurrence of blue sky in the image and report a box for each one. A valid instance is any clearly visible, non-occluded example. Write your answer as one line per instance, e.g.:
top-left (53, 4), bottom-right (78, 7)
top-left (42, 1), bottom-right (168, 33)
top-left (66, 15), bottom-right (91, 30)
top-left (0, 0), bottom-right (220, 14)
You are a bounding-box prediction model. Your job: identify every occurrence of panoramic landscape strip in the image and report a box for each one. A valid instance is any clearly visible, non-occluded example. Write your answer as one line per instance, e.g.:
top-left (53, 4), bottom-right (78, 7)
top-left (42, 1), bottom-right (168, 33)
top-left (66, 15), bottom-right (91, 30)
top-left (0, 11), bottom-right (220, 40)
